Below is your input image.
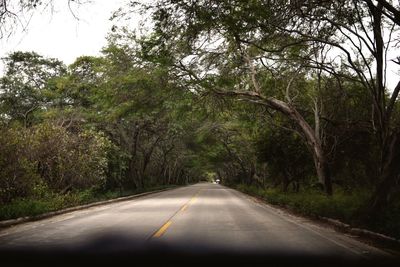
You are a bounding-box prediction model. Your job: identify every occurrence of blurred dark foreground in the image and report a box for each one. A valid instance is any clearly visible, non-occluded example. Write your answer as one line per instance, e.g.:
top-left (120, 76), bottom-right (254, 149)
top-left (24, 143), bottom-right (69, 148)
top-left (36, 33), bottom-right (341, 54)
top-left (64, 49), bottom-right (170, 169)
top-left (0, 233), bottom-right (398, 267)
top-left (2, 249), bottom-right (398, 267)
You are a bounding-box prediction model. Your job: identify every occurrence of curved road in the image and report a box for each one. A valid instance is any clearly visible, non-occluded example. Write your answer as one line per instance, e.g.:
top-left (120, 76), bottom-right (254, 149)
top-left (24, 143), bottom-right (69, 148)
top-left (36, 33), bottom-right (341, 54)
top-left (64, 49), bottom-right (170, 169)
top-left (0, 183), bottom-right (394, 266)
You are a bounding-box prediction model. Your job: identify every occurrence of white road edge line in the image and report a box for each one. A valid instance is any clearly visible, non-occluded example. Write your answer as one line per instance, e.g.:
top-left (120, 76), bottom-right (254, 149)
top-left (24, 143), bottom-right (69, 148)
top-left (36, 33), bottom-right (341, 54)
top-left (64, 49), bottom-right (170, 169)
top-left (234, 189), bottom-right (374, 257)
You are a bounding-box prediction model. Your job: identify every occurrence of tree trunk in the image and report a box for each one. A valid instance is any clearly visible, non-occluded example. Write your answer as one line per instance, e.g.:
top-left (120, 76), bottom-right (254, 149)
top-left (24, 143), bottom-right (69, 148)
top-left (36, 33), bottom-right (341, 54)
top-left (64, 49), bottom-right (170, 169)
top-left (122, 122), bottom-right (141, 189)
top-left (220, 90), bottom-right (333, 195)
top-left (167, 165), bottom-right (172, 184)
top-left (368, 131), bottom-right (400, 215)
top-left (312, 150), bottom-right (332, 195)
top-left (141, 136), bottom-right (162, 180)
top-left (282, 169), bottom-right (290, 192)
top-left (126, 160), bottom-right (141, 189)
top-left (265, 97), bottom-right (333, 195)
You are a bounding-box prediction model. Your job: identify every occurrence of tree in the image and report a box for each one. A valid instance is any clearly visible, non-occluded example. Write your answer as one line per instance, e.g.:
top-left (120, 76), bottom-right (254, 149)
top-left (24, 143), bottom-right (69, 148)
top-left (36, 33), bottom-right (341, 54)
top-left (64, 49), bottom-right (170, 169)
top-left (52, 38), bottom-right (206, 190)
top-left (270, 0), bottom-right (400, 219)
top-left (0, 51), bottom-right (66, 127)
top-left (130, 0), bottom-right (334, 194)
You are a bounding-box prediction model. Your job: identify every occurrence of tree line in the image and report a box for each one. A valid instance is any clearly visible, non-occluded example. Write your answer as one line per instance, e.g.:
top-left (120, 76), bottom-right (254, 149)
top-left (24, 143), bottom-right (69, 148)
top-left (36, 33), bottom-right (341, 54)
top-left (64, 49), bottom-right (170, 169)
top-left (0, 45), bottom-right (206, 204)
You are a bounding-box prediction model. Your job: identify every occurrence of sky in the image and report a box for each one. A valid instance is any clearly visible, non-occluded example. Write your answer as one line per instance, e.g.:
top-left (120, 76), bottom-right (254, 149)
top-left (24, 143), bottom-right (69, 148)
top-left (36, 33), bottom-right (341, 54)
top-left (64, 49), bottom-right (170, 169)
top-left (0, 0), bottom-right (130, 73)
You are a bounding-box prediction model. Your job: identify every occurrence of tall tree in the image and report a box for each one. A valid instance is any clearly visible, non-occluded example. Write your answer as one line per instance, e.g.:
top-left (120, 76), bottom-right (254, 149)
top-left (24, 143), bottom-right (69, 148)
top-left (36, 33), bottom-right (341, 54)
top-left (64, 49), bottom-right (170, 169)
top-left (0, 51), bottom-right (66, 127)
top-left (132, 0), bottom-right (334, 194)
top-left (275, 0), bottom-right (400, 218)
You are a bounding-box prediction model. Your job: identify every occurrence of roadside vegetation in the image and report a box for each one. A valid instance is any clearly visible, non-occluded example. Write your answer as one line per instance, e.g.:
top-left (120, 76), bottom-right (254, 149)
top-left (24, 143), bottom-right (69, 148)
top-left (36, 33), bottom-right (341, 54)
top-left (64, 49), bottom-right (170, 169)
top-left (235, 184), bottom-right (400, 239)
top-left (0, 47), bottom-right (206, 219)
top-left (0, 184), bottom-right (177, 221)
top-left (1, 0), bottom-right (400, 239)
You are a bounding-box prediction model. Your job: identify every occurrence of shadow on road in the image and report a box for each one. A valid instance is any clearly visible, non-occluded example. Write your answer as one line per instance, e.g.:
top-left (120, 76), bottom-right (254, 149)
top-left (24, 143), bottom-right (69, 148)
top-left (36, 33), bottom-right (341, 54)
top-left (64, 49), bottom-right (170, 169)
top-left (1, 232), bottom-right (398, 267)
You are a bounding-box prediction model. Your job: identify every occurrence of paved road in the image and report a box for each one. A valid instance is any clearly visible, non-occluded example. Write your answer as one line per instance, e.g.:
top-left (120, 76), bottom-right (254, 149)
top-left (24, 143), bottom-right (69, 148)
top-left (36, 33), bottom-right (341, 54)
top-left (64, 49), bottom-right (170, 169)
top-left (0, 183), bottom-right (393, 265)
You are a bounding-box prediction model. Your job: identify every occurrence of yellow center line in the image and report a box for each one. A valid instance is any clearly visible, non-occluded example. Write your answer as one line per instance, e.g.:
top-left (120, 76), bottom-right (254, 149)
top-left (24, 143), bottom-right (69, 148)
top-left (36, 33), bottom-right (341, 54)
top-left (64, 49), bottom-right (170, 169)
top-left (180, 190), bottom-right (201, 212)
top-left (189, 196), bottom-right (197, 204)
top-left (152, 221), bottom-right (172, 238)
top-left (180, 204), bottom-right (189, 212)
top-left (150, 189), bottom-right (202, 239)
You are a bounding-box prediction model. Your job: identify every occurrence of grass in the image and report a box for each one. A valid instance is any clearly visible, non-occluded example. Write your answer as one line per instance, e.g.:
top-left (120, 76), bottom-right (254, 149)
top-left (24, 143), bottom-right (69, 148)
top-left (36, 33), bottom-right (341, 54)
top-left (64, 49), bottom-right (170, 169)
top-left (234, 184), bottom-right (400, 239)
top-left (0, 184), bottom-right (178, 221)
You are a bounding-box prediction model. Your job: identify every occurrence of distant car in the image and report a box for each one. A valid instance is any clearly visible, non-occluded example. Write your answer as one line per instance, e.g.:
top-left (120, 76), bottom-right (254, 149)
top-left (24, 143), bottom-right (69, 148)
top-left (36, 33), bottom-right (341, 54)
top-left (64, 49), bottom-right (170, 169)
top-left (215, 179), bottom-right (220, 184)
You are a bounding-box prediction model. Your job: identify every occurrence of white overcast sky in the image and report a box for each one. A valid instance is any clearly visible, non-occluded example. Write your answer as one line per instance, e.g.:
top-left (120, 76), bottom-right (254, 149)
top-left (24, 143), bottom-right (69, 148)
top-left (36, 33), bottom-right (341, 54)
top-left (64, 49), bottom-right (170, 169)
top-left (0, 0), bottom-right (131, 73)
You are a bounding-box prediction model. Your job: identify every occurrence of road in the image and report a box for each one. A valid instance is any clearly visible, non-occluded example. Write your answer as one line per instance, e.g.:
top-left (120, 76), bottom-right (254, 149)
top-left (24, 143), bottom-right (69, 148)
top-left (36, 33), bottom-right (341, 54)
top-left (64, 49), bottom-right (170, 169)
top-left (0, 183), bottom-right (395, 266)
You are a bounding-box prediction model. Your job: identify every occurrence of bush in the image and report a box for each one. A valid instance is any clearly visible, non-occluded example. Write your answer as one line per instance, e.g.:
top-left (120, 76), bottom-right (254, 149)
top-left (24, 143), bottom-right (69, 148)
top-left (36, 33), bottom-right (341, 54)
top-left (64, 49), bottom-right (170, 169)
top-left (33, 124), bottom-right (111, 192)
top-left (235, 183), bottom-right (400, 239)
top-left (0, 184), bottom-right (178, 221)
top-left (0, 123), bottom-right (111, 204)
top-left (235, 184), bottom-right (370, 223)
top-left (0, 126), bottom-right (41, 203)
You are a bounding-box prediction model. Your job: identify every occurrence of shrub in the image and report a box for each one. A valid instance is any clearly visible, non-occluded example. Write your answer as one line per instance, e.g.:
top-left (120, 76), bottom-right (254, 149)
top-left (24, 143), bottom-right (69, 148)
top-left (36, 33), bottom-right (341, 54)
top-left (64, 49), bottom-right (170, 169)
top-left (0, 126), bottom-right (41, 203)
top-left (235, 184), bottom-right (370, 223)
top-left (0, 123), bottom-right (111, 203)
top-left (32, 124), bottom-right (111, 192)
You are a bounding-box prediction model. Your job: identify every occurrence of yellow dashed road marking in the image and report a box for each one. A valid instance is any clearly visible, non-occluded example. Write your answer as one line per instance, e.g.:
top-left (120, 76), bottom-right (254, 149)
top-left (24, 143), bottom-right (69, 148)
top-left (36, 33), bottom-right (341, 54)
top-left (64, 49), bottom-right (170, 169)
top-left (180, 204), bottom-right (189, 212)
top-left (153, 221), bottom-right (172, 238)
top-left (151, 189), bottom-right (202, 238)
top-left (189, 196), bottom-right (197, 203)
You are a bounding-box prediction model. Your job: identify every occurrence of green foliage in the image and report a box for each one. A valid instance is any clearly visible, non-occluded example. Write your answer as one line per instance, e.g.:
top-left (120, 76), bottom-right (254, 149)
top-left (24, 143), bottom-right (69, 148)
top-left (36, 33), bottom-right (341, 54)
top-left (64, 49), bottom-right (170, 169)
top-left (32, 124), bottom-right (111, 192)
top-left (0, 123), bottom-right (111, 203)
top-left (0, 184), bottom-right (178, 221)
top-left (365, 193), bottom-right (400, 239)
top-left (255, 124), bottom-right (314, 189)
top-left (0, 126), bottom-right (40, 203)
top-left (235, 183), bottom-right (400, 239)
top-left (1, 41), bottom-right (204, 200)
top-left (236, 184), bottom-right (367, 224)
top-left (0, 51), bottom-right (66, 126)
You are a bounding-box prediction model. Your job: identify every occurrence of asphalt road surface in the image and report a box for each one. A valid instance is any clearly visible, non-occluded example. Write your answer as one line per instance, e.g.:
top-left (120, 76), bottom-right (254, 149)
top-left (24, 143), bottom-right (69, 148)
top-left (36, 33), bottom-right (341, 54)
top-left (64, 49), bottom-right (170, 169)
top-left (0, 183), bottom-right (396, 266)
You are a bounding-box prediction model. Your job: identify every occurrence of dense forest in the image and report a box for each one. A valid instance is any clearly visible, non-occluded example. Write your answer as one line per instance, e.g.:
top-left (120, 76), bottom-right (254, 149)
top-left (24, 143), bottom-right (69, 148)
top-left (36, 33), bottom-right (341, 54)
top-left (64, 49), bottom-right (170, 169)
top-left (1, 0), bottom-right (400, 239)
